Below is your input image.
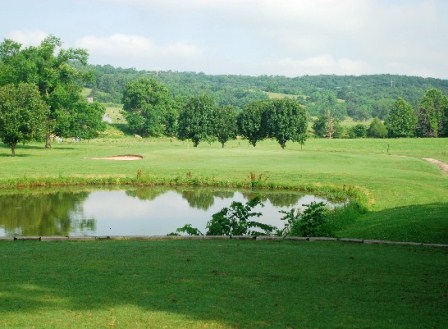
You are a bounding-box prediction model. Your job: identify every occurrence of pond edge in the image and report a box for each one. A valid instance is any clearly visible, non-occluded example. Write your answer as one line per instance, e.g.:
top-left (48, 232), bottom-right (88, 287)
top-left (1, 235), bottom-right (447, 248)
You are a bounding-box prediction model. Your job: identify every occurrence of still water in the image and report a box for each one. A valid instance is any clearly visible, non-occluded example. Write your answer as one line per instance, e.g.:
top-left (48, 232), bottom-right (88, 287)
top-left (0, 187), bottom-right (340, 237)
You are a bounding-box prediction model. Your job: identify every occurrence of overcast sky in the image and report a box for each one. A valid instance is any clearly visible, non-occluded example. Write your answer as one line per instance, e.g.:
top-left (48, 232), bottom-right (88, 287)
top-left (1, 0), bottom-right (447, 78)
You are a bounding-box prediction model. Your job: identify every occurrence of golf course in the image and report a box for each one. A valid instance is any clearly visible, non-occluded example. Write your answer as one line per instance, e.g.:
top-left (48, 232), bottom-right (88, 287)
top-left (0, 137), bottom-right (447, 328)
top-left (2, 0), bottom-right (448, 325)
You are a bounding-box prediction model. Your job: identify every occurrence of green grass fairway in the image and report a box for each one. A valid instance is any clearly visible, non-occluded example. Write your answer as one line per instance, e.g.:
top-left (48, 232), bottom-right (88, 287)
top-left (0, 137), bottom-right (447, 243)
top-left (1, 240), bottom-right (446, 329)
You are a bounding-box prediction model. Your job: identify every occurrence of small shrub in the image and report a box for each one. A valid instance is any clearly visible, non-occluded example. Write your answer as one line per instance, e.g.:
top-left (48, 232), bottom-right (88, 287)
top-left (248, 172), bottom-right (268, 188)
top-left (348, 124), bottom-right (367, 138)
top-left (207, 197), bottom-right (260, 235)
top-left (281, 202), bottom-right (332, 237)
top-left (175, 224), bottom-right (203, 236)
top-left (333, 124), bottom-right (346, 139)
top-left (276, 208), bottom-right (296, 237)
top-left (172, 197), bottom-right (276, 237)
top-left (206, 197), bottom-right (275, 236)
top-left (367, 118), bottom-right (388, 138)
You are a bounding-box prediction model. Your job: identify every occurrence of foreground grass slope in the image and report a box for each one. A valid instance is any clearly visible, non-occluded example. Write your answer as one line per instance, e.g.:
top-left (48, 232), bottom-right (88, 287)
top-left (0, 138), bottom-right (447, 242)
top-left (1, 240), bottom-right (447, 329)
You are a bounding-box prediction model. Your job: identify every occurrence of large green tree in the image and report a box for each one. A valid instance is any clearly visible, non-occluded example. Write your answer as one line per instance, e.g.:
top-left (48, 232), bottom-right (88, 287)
top-left (416, 88), bottom-right (448, 137)
top-left (237, 100), bottom-right (267, 147)
top-left (177, 95), bottom-right (216, 147)
top-left (264, 98), bottom-right (308, 148)
top-left (122, 78), bottom-right (173, 137)
top-left (214, 105), bottom-right (238, 148)
top-left (0, 83), bottom-right (47, 156)
top-left (385, 98), bottom-right (416, 137)
top-left (0, 36), bottom-right (105, 147)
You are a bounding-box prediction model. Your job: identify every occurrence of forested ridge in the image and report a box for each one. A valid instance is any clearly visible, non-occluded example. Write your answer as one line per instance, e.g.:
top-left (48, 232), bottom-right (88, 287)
top-left (87, 64), bottom-right (448, 120)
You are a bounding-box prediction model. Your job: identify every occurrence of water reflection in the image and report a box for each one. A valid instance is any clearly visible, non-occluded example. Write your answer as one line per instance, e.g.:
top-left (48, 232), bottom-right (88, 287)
top-left (125, 187), bottom-right (166, 201)
top-left (0, 187), bottom-right (339, 237)
top-left (0, 191), bottom-right (90, 236)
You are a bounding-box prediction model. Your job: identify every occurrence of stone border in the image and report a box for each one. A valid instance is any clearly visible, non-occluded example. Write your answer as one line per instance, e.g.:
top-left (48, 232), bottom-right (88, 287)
top-left (1, 235), bottom-right (447, 248)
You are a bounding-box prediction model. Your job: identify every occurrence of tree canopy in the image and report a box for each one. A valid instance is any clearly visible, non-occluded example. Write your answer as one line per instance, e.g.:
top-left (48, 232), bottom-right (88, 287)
top-left (122, 78), bottom-right (174, 137)
top-left (0, 83), bottom-right (47, 155)
top-left (237, 100), bottom-right (267, 147)
top-left (264, 99), bottom-right (307, 148)
top-left (177, 95), bottom-right (216, 147)
top-left (385, 98), bottom-right (417, 138)
top-left (0, 36), bottom-right (105, 147)
top-left (416, 88), bottom-right (448, 137)
top-left (214, 106), bottom-right (238, 148)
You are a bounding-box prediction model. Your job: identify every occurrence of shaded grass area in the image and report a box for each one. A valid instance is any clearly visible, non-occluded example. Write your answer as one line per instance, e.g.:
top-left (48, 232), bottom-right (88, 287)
top-left (339, 203), bottom-right (448, 243)
top-left (0, 240), bottom-right (447, 329)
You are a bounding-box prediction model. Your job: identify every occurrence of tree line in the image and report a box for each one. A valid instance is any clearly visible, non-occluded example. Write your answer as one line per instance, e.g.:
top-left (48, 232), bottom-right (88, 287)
top-left (122, 78), bottom-right (307, 148)
top-left (0, 36), bottom-right (106, 155)
top-left (122, 76), bottom-right (448, 146)
top-left (312, 89), bottom-right (448, 139)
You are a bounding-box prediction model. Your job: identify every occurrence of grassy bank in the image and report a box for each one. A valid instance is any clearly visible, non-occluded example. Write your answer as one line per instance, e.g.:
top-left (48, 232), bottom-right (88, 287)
top-left (0, 137), bottom-right (447, 242)
top-left (1, 239), bottom-right (447, 329)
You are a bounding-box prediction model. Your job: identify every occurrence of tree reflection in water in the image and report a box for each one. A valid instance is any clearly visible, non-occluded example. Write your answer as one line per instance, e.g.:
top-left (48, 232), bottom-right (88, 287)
top-left (125, 187), bottom-right (166, 201)
top-left (180, 189), bottom-right (216, 210)
top-left (241, 191), bottom-right (301, 207)
top-left (0, 191), bottom-right (91, 236)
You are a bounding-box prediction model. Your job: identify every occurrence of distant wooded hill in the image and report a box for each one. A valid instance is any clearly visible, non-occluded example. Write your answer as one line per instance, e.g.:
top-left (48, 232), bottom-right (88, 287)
top-left (85, 64), bottom-right (448, 121)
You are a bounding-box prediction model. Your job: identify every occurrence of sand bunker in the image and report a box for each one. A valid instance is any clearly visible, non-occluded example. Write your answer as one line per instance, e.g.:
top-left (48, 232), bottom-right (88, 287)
top-left (92, 154), bottom-right (143, 161)
top-left (424, 158), bottom-right (448, 174)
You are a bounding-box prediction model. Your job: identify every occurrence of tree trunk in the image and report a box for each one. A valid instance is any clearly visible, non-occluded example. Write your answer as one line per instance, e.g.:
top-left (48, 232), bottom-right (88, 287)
top-left (11, 143), bottom-right (16, 157)
top-left (45, 133), bottom-right (52, 149)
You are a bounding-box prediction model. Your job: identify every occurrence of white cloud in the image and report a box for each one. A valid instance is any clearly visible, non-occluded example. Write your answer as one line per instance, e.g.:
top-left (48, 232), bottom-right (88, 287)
top-left (75, 34), bottom-right (155, 60)
top-left (6, 30), bottom-right (48, 46)
top-left (75, 34), bottom-right (203, 70)
top-left (90, 0), bottom-right (448, 77)
top-left (261, 55), bottom-right (369, 77)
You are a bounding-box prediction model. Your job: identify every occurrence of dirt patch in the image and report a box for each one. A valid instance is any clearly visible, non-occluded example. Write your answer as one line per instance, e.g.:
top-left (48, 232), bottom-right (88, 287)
top-left (423, 158), bottom-right (448, 174)
top-left (92, 154), bottom-right (143, 161)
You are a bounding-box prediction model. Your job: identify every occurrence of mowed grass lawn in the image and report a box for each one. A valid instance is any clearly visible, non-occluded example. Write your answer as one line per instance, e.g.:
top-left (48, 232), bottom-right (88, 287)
top-left (0, 239), bottom-right (447, 329)
top-left (0, 137), bottom-right (447, 242)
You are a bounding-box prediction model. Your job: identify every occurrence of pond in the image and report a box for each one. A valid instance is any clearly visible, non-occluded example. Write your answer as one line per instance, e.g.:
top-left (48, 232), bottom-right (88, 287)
top-left (0, 187), bottom-right (343, 237)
